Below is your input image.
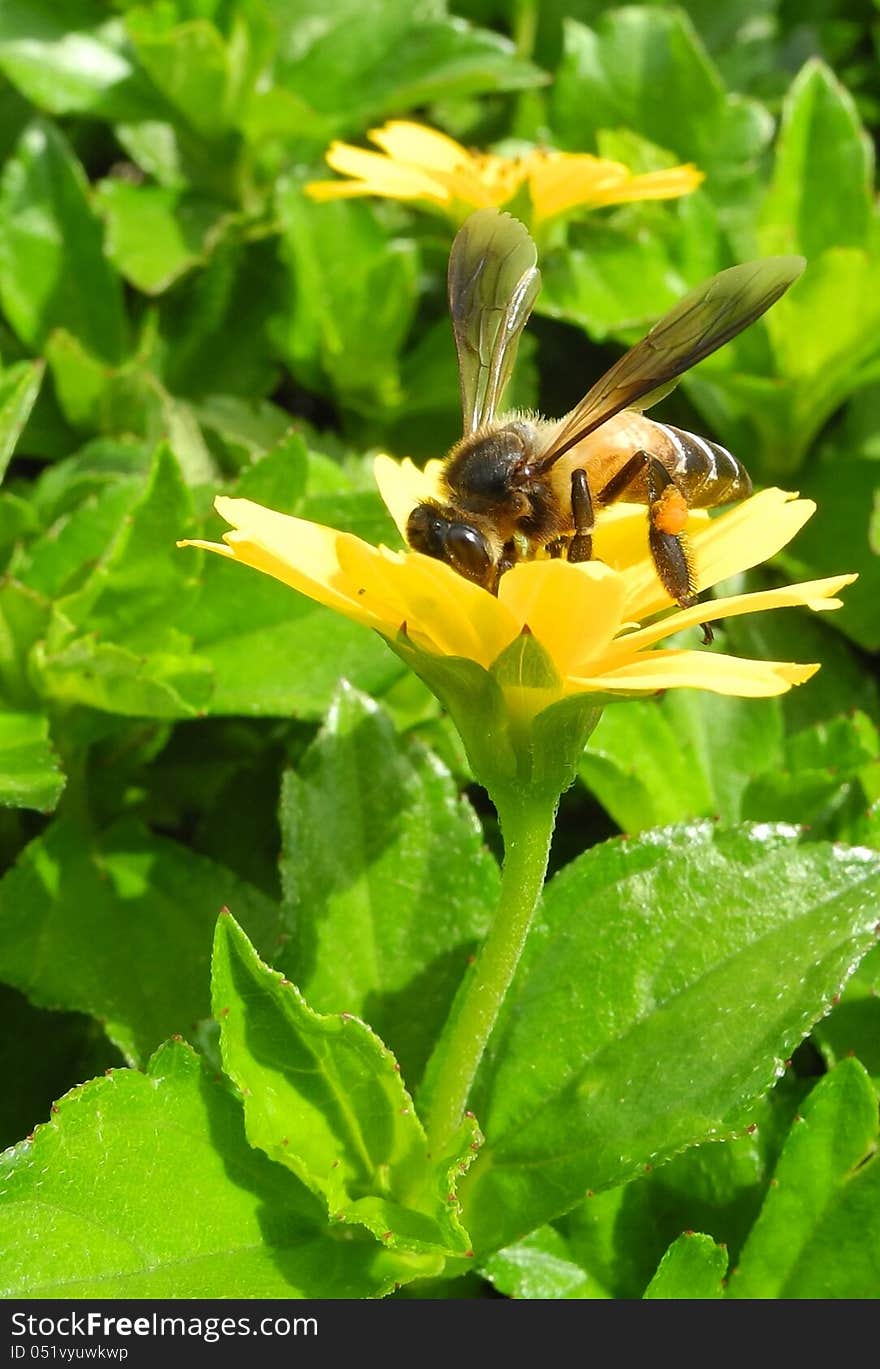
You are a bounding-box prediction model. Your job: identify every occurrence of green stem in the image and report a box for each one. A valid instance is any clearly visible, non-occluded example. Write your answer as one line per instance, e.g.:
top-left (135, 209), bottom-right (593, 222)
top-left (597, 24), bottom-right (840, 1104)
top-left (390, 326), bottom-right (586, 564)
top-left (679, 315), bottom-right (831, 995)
top-left (512, 0), bottom-right (538, 60)
top-left (425, 788), bottom-right (558, 1158)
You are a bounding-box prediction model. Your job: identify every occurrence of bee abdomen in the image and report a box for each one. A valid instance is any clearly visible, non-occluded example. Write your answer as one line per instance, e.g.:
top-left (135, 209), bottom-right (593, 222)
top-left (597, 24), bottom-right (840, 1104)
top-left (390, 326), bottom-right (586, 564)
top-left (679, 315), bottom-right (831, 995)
top-left (654, 423), bottom-right (751, 507)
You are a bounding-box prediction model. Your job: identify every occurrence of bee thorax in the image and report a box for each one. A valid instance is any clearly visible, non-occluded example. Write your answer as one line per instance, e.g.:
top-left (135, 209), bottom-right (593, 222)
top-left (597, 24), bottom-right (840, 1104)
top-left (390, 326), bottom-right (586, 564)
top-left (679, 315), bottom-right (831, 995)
top-left (442, 420), bottom-right (539, 510)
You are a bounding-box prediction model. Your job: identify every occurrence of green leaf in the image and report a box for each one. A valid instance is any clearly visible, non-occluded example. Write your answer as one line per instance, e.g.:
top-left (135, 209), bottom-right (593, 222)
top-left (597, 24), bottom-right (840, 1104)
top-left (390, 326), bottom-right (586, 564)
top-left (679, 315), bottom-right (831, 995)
top-left (0, 122), bottom-right (128, 362)
top-left (279, 683), bottom-right (497, 1086)
top-left (644, 1232), bottom-right (727, 1298)
top-left (812, 945), bottom-right (880, 1094)
top-left (272, 0), bottom-right (543, 137)
top-left (760, 60), bottom-right (874, 259)
top-left (551, 11), bottom-right (772, 191)
top-left (741, 712), bottom-right (879, 839)
top-left (182, 472), bottom-right (406, 719)
top-left (275, 189), bottom-right (418, 420)
top-left (580, 690), bottom-right (784, 833)
top-left (459, 823), bottom-right (880, 1254)
top-left (538, 230), bottom-right (694, 342)
top-left (758, 249), bottom-right (880, 472)
top-left (482, 1226), bottom-right (599, 1299)
top-left (0, 711), bottom-right (64, 812)
top-left (124, 5), bottom-right (251, 138)
top-left (773, 454), bottom-right (880, 652)
top-left (0, 360), bottom-right (43, 485)
top-left (159, 235), bottom-right (282, 399)
top-left (95, 180), bottom-right (230, 295)
top-left (729, 1059), bottom-right (880, 1298)
top-left (0, 816), bottom-right (281, 1064)
top-left (37, 633), bottom-right (214, 719)
top-left (0, 1), bottom-right (152, 121)
top-left (486, 1069), bottom-right (808, 1300)
top-left (576, 1070), bottom-right (806, 1294)
top-left (0, 579), bottom-right (51, 710)
top-left (723, 598), bottom-right (880, 739)
top-left (53, 445), bottom-right (197, 648)
top-left (30, 445), bottom-right (217, 719)
top-left (213, 913), bottom-right (478, 1259)
top-left (0, 1039), bottom-right (429, 1297)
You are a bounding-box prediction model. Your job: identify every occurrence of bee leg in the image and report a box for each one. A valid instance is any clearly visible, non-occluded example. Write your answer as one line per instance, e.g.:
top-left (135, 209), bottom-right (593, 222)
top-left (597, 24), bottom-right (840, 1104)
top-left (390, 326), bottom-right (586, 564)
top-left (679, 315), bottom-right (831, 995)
top-left (490, 540), bottom-right (519, 594)
top-left (567, 468), bottom-right (594, 563)
top-left (642, 454), bottom-right (714, 646)
top-left (597, 452), bottom-right (713, 645)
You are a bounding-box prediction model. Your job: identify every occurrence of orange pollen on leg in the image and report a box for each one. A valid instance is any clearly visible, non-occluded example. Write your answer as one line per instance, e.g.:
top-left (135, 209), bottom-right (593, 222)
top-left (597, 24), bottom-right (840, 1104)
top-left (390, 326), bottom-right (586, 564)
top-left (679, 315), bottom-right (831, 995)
top-left (652, 486), bottom-right (689, 536)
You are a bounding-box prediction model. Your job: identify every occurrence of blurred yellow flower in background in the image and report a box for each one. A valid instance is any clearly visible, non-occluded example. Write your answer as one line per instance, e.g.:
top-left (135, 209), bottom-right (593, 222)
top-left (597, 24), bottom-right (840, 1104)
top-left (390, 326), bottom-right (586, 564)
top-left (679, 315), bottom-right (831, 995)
top-left (305, 121), bottom-right (703, 226)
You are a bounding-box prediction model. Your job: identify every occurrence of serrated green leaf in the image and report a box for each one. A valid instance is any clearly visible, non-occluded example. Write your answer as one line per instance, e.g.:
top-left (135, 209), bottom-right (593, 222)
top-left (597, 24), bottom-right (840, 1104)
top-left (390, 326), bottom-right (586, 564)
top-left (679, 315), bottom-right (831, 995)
top-left (760, 60), bottom-right (874, 259)
top-left (279, 683), bottom-right (496, 1085)
top-left (488, 1062), bottom-right (808, 1300)
top-left (0, 360), bottom-right (43, 485)
top-left (0, 711), bottom-right (64, 812)
top-left (813, 944), bottom-right (880, 1093)
top-left (459, 823), bottom-right (880, 1254)
top-left (0, 122), bottom-right (128, 362)
top-left (729, 1058), bottom-right (880, 1298)
top-left (0, 1039), bottom-right (432, 1297)
top-left (0, 816), bottom-right (281, 1064)
top-left (213, 913), bottom-right (478, 1259)
top-left (644, 1232), bottom-right (727, 1298)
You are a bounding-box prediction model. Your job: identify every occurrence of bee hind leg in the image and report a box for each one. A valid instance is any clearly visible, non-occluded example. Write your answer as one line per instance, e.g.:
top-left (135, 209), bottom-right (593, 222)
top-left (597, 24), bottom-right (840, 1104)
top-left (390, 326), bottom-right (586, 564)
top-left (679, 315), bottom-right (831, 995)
top-left (599, 451), bottom-right (714, 646)
top-left (566, 468), bottom-right (594, 563)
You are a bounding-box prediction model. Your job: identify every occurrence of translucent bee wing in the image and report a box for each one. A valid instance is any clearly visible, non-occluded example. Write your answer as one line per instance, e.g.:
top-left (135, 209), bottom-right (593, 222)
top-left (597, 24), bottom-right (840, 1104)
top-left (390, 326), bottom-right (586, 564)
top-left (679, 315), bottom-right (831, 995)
top-left (449, 208), bottom-right (541, 436)
top-left (530, 255), bottom-right (806, 472)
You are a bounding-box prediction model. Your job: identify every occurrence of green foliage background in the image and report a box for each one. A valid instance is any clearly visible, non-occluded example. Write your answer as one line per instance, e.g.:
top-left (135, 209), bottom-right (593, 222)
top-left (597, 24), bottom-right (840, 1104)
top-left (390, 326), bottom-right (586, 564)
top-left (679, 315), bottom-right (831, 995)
top-left (0, 0), bottom-right (879, 1300)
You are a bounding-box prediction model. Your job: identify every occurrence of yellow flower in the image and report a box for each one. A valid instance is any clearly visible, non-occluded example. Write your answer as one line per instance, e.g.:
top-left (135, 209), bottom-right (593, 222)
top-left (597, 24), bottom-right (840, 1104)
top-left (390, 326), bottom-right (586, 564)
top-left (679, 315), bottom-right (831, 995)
top-left (181, 454), bottom-right (853, 705)
top-left (305, 121), bottom-right (703, 227)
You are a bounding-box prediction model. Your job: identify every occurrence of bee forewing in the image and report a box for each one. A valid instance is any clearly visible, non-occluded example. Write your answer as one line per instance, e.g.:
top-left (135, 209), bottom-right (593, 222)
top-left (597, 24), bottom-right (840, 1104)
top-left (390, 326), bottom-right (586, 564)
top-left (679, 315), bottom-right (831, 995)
top-left (449, 208), bottom-right (541, 436)
top-left (532, 255), bottom-right (806, 472)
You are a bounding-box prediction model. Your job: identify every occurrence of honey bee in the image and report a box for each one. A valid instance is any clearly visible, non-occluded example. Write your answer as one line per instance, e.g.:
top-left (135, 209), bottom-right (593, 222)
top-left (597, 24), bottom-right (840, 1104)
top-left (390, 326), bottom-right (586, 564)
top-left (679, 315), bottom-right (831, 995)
top-left (406, 208), bottom-right (804, 640)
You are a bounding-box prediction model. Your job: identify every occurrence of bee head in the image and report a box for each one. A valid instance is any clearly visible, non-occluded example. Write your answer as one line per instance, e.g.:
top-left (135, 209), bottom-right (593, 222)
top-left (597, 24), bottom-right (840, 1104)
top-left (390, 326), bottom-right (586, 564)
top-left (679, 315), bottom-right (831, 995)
top-left (406, 502), bottom-right (495, 588)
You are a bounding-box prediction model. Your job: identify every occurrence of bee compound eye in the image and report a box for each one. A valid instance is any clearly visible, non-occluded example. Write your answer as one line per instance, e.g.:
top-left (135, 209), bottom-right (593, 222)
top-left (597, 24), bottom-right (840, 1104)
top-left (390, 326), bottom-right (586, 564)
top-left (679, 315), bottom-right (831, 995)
top-left (446, 524), bottom-right (492, 583)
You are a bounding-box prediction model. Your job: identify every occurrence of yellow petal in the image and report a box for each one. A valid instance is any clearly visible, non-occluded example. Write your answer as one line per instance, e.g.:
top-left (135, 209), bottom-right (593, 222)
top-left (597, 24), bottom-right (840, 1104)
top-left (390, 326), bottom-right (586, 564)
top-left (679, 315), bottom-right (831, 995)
top-left (373, 453), bottom-right (447, 541)
top-left (307, 142), bottom-right (450, 204)
top-left (571, 649), bottom-right (818, 697)
top-left (388, 552), bottom-right (521, 667)
top-left (368, 121), bottom-right (473, 174)
top-left (208, 498), bottom-right (397, 630)
top-left (527, 151), bottom-right (703, 223)
top-left (623, 488), bottom-right (817, 620)
top-left (200, 496), bottom-right (521, 668)
top-left (498, 558), bottom-right (628, 677)
top-left (606, 573), bottom-right (856, 662)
